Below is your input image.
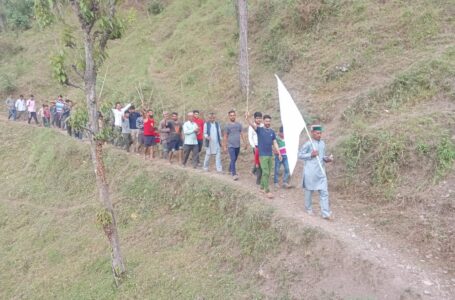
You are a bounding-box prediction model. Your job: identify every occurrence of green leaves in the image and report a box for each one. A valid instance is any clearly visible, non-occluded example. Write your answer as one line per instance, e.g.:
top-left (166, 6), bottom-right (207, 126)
top-left (68, 107), bottom-right (89, 131)
top-left (34, 0), bottom-right (54, 28)
top-left (50, 51), bottom-right (68, 85)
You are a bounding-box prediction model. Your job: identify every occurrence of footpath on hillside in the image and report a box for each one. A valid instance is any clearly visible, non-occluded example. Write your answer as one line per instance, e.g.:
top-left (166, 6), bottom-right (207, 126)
top-left (2, 117), bottom-right (454, 299)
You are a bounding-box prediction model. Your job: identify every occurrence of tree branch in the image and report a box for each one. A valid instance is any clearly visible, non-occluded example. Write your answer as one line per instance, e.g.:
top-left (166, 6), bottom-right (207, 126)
top-left (99, 0), bottom-right (116, 52)
top-left (72, 64), bottom-right (84, 80)
top-left (66, 80), bottom-right (83, 90)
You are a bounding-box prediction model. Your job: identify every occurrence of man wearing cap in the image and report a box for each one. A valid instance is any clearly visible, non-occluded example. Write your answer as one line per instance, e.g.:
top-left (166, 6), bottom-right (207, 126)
top-left (298, 124), bottom-right (333, 220)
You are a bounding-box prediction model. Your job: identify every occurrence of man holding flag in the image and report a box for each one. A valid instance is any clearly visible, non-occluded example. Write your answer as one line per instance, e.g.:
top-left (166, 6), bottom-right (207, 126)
top-left (298, 125), bottom-right (333, 220)
top-left (274, 74), bottom-right (333, 220)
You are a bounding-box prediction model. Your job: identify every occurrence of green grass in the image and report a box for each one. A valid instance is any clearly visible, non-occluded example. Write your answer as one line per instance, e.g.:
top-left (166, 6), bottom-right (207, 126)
top-left (0, 121), bottom-right (335, 299)
top-left (340, 113), bottom-right (455, 197)
top-left (343, 51), bottom-right (455, 121)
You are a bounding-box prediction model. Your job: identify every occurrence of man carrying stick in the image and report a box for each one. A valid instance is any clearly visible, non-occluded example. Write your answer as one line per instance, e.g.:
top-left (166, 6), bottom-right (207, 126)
top-left (298, 124), bottom-right (333, 220)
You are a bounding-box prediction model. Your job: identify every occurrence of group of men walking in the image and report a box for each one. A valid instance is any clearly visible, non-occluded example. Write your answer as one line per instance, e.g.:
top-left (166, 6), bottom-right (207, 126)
top-left (4, 96), bottom-right (333, 219)
top-left (114, 102), bottom-right (333, 218)
top-left (5, 94), bottom-right (75, 133)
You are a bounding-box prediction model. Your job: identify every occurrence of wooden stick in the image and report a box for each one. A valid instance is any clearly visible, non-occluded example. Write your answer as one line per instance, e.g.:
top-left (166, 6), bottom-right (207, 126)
top-left (98, 66), bottom-right (109, 102)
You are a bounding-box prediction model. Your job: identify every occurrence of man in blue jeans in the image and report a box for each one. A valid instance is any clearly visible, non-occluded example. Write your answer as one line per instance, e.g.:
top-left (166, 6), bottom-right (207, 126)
top-left (274, 126), bottom-right (291, 188)
top-left (223, 110), bottom-right (247, 180)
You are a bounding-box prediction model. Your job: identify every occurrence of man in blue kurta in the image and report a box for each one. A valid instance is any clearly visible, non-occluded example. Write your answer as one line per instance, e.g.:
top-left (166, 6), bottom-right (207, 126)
top-left (298, 125), bottom-right (333, 219)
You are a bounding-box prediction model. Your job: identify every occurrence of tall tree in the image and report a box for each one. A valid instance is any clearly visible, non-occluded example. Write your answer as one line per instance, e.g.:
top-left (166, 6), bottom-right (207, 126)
top-left (237, 0), bottom-right (249, 102)
top-left (35, 0), bottom-right (126, 284)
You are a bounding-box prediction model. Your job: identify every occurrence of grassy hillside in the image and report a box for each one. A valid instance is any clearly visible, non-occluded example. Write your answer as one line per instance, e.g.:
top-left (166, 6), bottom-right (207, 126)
top-left (0, 120), bottom-right (415, 299)
top-left (0, 0), bottom-right (454, 287)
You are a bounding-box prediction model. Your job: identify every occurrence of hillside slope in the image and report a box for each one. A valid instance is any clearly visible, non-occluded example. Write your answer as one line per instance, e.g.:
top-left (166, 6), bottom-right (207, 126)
top-left (0, 0), bottom-right (454, 296)
top-left (1, 119), bottom-right (454, 299)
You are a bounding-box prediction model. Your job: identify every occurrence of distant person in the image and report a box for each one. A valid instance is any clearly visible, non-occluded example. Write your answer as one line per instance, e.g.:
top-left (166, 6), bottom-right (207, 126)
top-left (203, 112), bottom-right (223, 172)
top-left (5, 95), bottom-right (16, 120)
top-left (112, 101), bottom-right (131, 146)
top-left (248, 111), bottom-right (263, 185)
top-left (193, 110), bottom-right (205, 165)
top-left (182, 112), bottom-right (199, 168)
top-left (246, 112), bottom-right (281, 199)
top-left (61, 99), bottom-right (72, 131)
top-left (135, 111), bottom-right (145, 154)
top-left (50, 101), bottom-right (57, 127)
top-left (121, 111), bottom-right (132, 152)
top-left (159, 111), bottom-right (171, 159)
top-left (143, 110), bottom-right (156, 160)
top-left (15, 95), bottom-right (26, 121)
top-left (274, 126), bottom-right (291, 189)
top-left (55, 96), bottom-right (65, 128)
top-left (223, 110), bottom-right (247, 180)
top-left (38, 104), bottom-right (51, 127)
top-left (298, 124), bottom-right (333, 220)
top-left (168, 112), bottom-right (182, 164)
top-left (128, 105), bottom-right (141, 153)
top-left (26, 95), bottom-right (39, 125)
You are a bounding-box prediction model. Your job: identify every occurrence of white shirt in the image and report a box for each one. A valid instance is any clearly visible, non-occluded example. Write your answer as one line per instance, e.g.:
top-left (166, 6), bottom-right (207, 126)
top-left (15, 99), bottom-right (26, 111)
top-left (26, 99), bottom-right (36, 112)
top-left (112, 103), bottom-right (131, 127)
top-left (248, 123), bottom-right (263, 148)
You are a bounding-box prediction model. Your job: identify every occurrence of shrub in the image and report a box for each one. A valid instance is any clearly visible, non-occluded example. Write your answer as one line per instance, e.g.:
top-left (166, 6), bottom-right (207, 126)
top-left (0, 74), bottom-right (16, 94)
top-left (148, 0), bottom-right (165, 15)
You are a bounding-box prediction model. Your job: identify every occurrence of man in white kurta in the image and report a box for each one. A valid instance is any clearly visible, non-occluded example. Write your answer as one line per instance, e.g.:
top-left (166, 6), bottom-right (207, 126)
top-left (298, 125), bottom-right (333, 219)
top-left (203, 113), bottom-right (223, 172)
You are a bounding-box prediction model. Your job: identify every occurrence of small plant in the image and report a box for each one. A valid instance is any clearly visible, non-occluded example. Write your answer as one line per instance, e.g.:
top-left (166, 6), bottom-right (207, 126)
top-left (0, 74), bottom-right (16, 94)
top-left (96, 209), bottom-right (113, 227)
top-left (435, 137), bottom-right (455, 178)
top-left (148, 0), bottom-right (164, 15)
top-left (416, 142), bottom-right (430, 156)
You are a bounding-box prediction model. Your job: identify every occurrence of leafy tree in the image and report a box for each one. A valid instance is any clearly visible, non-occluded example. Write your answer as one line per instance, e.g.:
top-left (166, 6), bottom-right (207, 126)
top-left (35, 0), bottom-right (127, 284)
top-left (1, 0), bottom-right (34, 30)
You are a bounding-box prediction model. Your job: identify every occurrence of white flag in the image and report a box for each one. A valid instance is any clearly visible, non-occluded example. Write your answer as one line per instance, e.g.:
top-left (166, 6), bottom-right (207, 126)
top-left (275, 75), bottom-right (306, 175)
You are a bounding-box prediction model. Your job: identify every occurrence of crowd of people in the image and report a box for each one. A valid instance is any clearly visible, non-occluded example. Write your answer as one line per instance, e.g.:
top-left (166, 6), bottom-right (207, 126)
top-left (4, 95), bottom-right (333, 220)
top-left (4, 94), bottom-right (81, 137)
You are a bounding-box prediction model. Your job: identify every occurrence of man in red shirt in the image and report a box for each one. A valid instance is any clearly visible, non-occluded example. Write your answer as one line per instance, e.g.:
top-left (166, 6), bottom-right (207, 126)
top-left (193, 110), bottom-right (205, 165)
top-left (143, 110), bottom-right (156, 160)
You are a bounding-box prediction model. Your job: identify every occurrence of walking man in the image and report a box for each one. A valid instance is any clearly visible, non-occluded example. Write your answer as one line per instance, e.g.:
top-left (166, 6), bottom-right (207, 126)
top-left (143, 110), bottom-right (156, 160)
top-left (159, 111), bottom-right (171, 159)
top-left (182, 112), bottom-right (199, 168)
top-left (112, 102), bottom-right (132, 146)
top-left (5, 95), bottom-right (16, 120)
top-left (168, 112), bottom-right (182, 164)
top-left (298, 124), bottom-right (333, 220)
top-left (15, 95), bottom-right (26, 121)
top-left (224, 110), bottom-right (247, 180)
top-left (203, 112), bottom-right (223, 172)
top-left (55, 96), bottom-right (65, 128)
top-left (128, 105), bottom-right (141, 153)
top-left (121, 111), bottom-right (132, 152)
top-left (274, 126), bottom-right (291, 188)
top-left (246, 113), bottom-right (281, 198)
top-left (193, 110), bottom-right (205, 165)
top-left (248, 111), bottom-right (263, 185)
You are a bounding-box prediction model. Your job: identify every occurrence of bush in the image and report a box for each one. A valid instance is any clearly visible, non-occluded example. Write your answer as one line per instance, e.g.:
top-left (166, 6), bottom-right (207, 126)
top-left (147, 0), bottom-right (165, 15)
top-left (3, 0), bottom-right (34, 30)
top-left (0, 74), bottom-right (16, 94)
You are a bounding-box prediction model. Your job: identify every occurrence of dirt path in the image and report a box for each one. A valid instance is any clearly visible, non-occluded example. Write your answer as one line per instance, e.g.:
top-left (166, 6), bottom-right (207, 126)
top-left (2, 117), bottom-right (454, 298)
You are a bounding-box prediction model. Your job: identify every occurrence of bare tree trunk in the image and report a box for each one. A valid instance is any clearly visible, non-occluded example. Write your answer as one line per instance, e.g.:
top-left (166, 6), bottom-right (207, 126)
top-left (83, 31), bottom-right (126, 281)
top-left (237, 0), bottom-right (249, 97)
